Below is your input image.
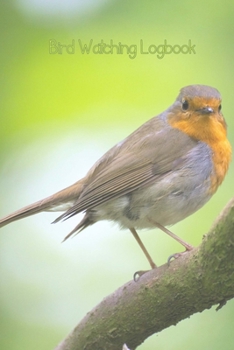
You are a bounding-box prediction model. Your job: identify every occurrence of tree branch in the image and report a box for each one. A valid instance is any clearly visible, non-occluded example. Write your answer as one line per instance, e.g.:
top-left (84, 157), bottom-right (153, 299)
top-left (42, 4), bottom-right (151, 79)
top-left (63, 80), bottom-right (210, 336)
top-left (54, 197), bottom-right (234, 350)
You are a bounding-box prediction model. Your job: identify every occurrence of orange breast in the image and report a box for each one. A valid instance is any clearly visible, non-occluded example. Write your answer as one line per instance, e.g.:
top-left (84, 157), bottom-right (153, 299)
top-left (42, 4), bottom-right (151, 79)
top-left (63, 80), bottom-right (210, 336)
top-left (168, 112), bottom-right (232, 194)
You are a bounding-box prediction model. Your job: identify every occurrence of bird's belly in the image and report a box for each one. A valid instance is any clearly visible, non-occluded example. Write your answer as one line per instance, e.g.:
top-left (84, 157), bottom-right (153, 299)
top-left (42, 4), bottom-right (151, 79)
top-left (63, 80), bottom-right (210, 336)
top-left (93, 171), bottom-right (212, 229)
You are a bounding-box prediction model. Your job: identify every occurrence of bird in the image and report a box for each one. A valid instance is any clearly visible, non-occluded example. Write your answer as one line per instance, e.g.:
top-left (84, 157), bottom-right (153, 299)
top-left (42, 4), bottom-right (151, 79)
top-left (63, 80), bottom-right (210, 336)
top-left (0, 85), bottom-right (232, 274)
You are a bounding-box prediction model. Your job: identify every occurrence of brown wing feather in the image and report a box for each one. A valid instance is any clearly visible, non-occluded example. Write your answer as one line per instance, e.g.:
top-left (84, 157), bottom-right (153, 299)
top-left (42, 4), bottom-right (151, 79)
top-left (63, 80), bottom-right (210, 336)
top-left (54, 163), bottom-right (153, 222)
top-left (54, 118), bottom-right (197, 222)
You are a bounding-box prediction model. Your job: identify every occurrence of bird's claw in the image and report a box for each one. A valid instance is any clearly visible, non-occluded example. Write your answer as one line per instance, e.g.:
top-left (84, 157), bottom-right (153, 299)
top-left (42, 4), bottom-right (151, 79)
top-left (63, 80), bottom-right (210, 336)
top-left (133, 270), bottom-right (150, 281)
top-left (167, 246), bottom-right (194, 265)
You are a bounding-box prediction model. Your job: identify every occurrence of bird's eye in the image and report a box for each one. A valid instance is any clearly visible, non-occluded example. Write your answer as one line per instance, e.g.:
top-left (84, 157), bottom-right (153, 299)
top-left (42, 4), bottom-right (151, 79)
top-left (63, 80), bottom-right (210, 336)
top-left (218, 104), bottom-right (222, 112)
top-left (182, 99), bottom-right (189, 110)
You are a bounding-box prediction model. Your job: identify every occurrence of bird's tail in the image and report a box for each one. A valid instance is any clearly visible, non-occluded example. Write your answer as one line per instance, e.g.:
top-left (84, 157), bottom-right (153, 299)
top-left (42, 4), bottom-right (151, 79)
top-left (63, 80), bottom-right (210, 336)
top-left (0, 179), bottom-right (85, 228)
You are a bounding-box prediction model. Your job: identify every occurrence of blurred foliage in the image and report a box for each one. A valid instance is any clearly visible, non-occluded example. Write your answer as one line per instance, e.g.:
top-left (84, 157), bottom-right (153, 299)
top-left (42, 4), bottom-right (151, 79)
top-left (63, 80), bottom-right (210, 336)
top-left (0, 0), bottom-right (234, 349)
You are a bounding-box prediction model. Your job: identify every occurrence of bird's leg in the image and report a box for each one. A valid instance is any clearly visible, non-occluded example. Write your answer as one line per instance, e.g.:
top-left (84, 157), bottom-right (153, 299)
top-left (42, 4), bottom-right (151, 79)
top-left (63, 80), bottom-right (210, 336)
top-left (148, 218), bottom-right (194, 263)
top-left (129, 228), bottom-right (156, 280)
top-left (130, 228), bottom-right (156, 269)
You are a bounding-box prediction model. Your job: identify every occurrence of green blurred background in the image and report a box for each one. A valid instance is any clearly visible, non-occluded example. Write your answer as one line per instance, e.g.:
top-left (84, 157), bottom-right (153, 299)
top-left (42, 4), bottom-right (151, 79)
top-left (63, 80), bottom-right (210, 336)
top-left (1, 1), bottom-right (234, 349)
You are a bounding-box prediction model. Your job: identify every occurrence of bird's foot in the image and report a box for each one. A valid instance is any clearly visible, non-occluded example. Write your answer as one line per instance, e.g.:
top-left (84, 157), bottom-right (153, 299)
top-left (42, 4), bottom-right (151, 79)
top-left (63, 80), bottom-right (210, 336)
top-left (167, 245), bottom-right (194, 265)
top-left (133, 263), bottom-right (157, 282)
top-left (133, 269), bottom-right (150, 281)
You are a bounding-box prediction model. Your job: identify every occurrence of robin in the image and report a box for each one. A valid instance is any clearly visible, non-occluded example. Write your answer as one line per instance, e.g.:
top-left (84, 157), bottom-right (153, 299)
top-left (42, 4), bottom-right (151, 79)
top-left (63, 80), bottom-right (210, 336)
top-left (0, 85), bottom-right (232, 273)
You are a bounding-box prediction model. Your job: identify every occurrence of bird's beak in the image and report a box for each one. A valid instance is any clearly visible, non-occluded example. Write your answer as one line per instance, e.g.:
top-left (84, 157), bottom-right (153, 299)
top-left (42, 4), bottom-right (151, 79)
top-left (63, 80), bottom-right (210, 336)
top-left (198, 107), bottom-right (214, 114)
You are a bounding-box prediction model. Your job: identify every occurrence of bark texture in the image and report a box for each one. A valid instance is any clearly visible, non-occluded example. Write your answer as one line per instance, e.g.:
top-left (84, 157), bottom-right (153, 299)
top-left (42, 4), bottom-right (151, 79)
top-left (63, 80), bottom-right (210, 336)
top-left (55, 197), bottom-right (234, 350)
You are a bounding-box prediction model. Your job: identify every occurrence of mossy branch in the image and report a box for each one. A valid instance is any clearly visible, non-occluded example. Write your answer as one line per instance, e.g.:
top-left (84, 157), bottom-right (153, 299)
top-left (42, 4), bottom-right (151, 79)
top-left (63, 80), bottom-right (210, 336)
top-left (55, 198), bottom-right (234, 350)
